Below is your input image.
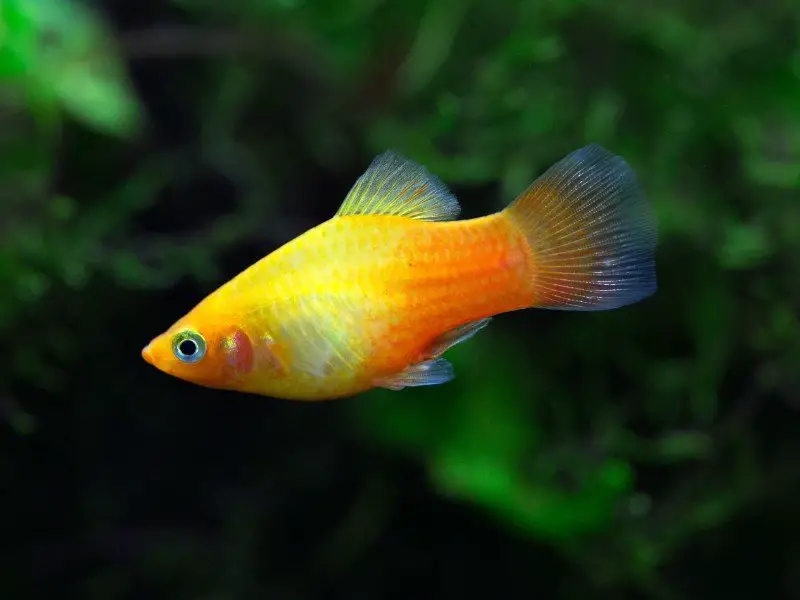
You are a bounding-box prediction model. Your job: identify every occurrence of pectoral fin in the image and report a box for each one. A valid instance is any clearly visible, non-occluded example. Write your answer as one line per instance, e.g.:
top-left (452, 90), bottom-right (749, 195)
top-left (276, 294), bottom-right (366, 380)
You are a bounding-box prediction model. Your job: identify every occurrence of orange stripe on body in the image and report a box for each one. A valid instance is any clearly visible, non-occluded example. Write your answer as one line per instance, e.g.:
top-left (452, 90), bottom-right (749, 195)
top-left (366, 213), bottom-right (534, 376)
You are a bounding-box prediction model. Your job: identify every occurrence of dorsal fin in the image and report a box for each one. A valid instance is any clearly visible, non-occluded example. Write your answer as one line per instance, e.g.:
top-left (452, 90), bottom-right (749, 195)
top-left (335, 151), bottom-right (461, 221)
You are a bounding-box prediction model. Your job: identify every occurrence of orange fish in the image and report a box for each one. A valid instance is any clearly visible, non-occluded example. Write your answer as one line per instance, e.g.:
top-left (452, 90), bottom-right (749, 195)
top-left (142, 145), bottom-right (657, 400)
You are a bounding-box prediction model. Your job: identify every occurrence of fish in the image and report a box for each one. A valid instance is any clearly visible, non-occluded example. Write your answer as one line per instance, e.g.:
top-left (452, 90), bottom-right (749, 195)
top-left (141, 144), bottom-right (658, 400)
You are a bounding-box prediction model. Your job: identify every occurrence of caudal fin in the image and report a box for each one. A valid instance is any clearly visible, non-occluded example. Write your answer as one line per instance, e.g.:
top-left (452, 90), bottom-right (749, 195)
top-left (503, 144), bottom-right (658, 311)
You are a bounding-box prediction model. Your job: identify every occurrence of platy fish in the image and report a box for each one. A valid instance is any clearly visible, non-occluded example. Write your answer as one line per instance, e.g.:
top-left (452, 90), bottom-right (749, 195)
top-left (142, 145), bottom-right (657, 400)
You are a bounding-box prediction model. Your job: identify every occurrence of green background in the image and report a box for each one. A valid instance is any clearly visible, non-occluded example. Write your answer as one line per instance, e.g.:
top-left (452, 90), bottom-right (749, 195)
top-left (1, 0), bottom-right (799, 598)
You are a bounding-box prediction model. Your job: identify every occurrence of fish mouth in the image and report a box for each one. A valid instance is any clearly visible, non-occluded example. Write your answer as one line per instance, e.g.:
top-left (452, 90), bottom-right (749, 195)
top-left (141, 343), bottom-right (155, 366)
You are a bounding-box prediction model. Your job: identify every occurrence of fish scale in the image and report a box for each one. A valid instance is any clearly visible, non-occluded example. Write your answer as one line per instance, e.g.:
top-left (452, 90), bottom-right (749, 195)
top-left (142, 145), bottom-right (657, 400)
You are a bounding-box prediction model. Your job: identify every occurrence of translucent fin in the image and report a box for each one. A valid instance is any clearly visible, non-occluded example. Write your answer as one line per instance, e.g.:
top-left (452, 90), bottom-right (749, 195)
top-left (425, 318), bottom-right (492, 358)
top-left (377, 358), bottom-right (454, 391)
top-left (503, 144), bottom-right (658, 311)
top-left (275, 294), bottom-right (366, 380)
top-left (335, 151), bottom-right (461, 221)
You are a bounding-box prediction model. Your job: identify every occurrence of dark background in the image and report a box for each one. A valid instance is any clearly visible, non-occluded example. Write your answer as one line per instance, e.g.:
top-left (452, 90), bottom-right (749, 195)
top-left (2, 0), bottom-right (799, 598)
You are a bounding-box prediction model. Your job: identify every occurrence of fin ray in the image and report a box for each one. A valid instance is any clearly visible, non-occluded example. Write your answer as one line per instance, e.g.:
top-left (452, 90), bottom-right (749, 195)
top-left (275, 294), bottom-right (366, 380)
top-left (377, 358), bottom-right (454, 391)
top-left (503, 144), bottom-right (658, 311)
top-left (336, 151), bottom-right (461, 221)
top-left (425, 317), bottom-right (492, 358)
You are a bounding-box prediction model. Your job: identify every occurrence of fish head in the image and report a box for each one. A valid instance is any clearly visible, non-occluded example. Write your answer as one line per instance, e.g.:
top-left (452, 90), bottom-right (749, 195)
top-left (141, 310), bottom-right (259, 391)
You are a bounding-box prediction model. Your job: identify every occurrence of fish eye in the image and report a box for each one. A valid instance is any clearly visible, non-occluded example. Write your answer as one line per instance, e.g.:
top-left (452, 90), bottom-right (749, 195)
top-left (172, 330), bottom-right (206, 364)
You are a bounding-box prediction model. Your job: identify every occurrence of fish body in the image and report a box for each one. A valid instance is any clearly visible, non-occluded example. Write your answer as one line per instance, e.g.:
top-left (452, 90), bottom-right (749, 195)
top-left (142, 145), bottom-right (658, 400)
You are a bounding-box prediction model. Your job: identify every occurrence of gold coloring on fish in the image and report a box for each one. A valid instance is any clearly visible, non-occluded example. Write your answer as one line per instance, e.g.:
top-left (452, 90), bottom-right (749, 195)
top-left (142, 145), bottom-right (658, 400)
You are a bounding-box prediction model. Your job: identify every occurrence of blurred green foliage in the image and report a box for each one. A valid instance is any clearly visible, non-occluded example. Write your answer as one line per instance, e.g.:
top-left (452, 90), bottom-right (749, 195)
top-left (2, 0), bottom-right (799, 597)
top-left (0, 0), bottom-right (141, 134)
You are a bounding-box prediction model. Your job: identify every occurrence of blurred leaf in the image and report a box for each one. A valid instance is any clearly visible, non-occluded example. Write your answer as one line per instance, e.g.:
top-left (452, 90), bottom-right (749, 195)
top-left (718, 220), bottom-right (772, 270)
top-left (396, 0), bottom-right (469, 96)
top-left (654, 431), bottom-right (713, 462)
top-left (732, 67), bottom-right (800, 189)
top-left (0, 0), bottom-right (143, 136)
top-left (354, 332), bottom-right (636, 543)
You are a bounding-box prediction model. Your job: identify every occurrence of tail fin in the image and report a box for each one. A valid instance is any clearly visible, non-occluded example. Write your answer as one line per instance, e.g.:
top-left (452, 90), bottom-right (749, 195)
top-left (503, 144), bottom-right (657, 311)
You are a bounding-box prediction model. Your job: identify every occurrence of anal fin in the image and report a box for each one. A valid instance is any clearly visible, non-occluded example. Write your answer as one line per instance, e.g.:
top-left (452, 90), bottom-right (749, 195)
top-left (376, 358), bottom-right (454, 391)
top-left (425, 317), bottom-right (492, 359)
top-left (376, 318), bottom-right (491, 392)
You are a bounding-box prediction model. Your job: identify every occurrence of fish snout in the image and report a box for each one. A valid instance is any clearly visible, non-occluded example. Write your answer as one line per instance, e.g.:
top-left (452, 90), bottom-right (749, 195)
top-left (141, 343), bottom-right (155, 366)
